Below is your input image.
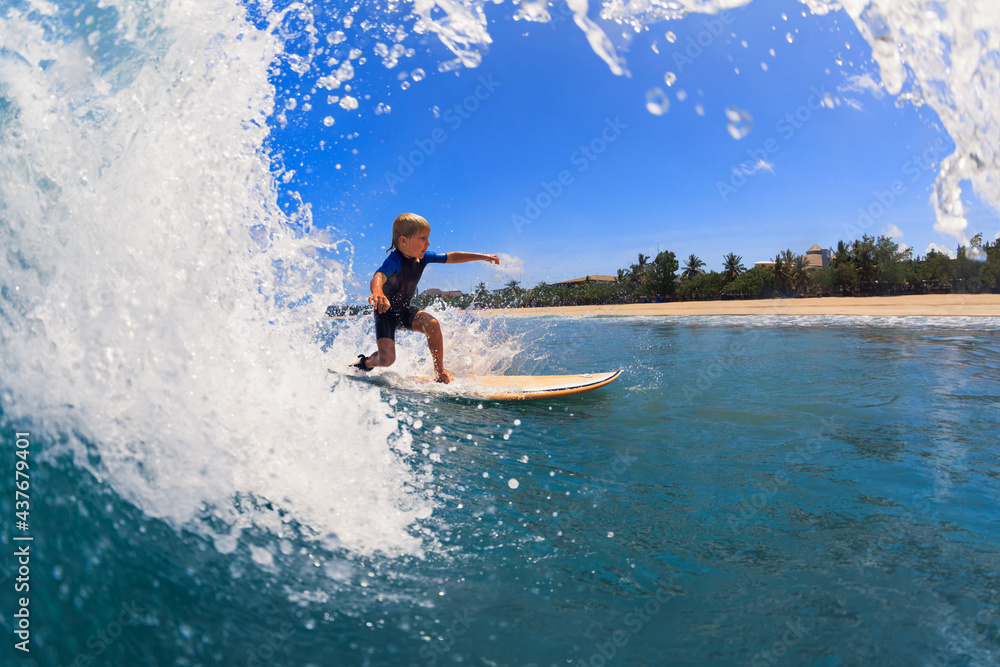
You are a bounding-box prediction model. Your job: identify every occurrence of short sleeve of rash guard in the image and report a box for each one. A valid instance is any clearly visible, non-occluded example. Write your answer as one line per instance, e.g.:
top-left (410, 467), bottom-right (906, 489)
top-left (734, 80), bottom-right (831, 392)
top-left (376, 253), bottom-right (402, 278)
top-left (422, 251), bottom-right (448, 264)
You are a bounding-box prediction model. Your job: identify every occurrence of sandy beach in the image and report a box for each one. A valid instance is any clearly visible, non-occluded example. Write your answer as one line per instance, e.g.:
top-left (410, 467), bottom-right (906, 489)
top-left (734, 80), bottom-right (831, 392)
top-left (479, 294), bottom-right (1000, 318)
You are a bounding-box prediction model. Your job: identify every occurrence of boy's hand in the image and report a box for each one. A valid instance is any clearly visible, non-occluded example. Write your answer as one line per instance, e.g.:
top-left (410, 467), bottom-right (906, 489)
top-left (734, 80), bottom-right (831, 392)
top-left (485, 254), bottom-right (500, 265)
top-left (369, 292), bottom-right (390, 314)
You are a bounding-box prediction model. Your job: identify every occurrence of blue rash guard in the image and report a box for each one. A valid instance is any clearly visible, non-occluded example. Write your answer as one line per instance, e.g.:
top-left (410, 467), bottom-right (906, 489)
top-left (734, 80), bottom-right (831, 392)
top-left (373, 249), bottom-right (448, 340)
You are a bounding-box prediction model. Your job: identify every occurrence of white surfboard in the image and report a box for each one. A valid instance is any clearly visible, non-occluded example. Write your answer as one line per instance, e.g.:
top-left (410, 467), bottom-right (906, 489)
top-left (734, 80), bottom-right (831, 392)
top-left (331, 368), bottom-right (622, 401)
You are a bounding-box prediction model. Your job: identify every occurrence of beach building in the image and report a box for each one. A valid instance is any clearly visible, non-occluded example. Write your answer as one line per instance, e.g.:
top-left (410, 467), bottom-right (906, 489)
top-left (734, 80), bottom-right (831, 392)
top-left (754, 245), bottom-right (831, 269)
top-left (552, 275), bottom-right (617, 288)
top-left (805, 244), bottom-right (832, 269)
top-left (420, 288), bottom-right (464, 299)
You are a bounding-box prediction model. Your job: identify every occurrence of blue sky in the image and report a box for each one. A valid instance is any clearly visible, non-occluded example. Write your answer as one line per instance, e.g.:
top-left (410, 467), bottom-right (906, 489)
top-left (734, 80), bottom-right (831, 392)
top-left (268, 0), bottom-right (998, 297)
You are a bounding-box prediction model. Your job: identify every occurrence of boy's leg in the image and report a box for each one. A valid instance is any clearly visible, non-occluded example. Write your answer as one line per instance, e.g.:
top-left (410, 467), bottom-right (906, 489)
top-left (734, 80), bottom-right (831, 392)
top-left (362, 338), bottom-right (395, 369)
top-left (412, 311), bottom-right (453, 383)
top-left (359, 310), bottom-right (397, 369)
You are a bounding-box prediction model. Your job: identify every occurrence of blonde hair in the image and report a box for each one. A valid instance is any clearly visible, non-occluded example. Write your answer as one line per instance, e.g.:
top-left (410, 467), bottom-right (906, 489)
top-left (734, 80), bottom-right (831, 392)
top-left (389, 212), bottom-right (430, 252)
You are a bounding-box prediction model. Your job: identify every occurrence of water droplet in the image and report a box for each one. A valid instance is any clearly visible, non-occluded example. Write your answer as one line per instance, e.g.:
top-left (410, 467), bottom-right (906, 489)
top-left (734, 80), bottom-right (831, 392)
top-left (725, 106), bottom-right (754, 139)
top-left (664, 71), bottom-right (677, 86)
top-left (676, 89), bottom-right (687, 101)
top-left (645, 87), bottom-right (670, 115)
top-left (836, 54), bottom-right (844, 66)
top-left (781, 12), bottom-right (788, 20)
top-left (323, 116), bottom-right (335, 126)
top-left (695, 104), bottom-right (705, 116)
top-left (411, 68), bottom-right (426, 82)
top-left (401, 81), bottom-right (410, 90)
top-left (285, 98), bottom-right (297, 110)
top-left (761, 62), bottom-right (768, 71)
top-left (214, 534), bottom-right (238, 554)
top-left (786, 32), bottom-right (794, 43)
top-left (339, 96), bottom-right (358, 110)
top-left (665, 31), bottom-right (676, 43)
top-left (508, 478), bottom-right (520, 489)
top-left (968, 246), bottom-right (987, 262)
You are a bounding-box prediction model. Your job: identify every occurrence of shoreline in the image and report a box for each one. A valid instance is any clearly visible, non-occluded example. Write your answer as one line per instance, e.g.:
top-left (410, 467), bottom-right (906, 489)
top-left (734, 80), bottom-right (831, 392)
top-left (476, 294), bottom-right (1000, 318)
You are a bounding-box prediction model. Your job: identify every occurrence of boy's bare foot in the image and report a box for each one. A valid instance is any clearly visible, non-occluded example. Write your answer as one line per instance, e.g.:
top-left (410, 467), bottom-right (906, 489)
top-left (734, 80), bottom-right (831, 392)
top-left (435, 369), bottom-right (455, 384)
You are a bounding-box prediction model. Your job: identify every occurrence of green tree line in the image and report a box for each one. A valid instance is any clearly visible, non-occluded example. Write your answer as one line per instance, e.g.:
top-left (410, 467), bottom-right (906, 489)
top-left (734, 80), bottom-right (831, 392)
top-left (397, 234), bottom-right (1000, 311)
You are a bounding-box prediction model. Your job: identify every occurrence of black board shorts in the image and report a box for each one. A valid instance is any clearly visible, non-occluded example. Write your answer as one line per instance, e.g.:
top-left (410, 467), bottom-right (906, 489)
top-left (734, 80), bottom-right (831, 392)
top-left (374, 305), bottom-right (421, 341)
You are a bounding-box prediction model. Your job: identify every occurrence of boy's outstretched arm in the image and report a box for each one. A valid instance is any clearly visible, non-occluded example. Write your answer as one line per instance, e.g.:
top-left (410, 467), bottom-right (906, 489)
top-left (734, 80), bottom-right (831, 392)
top-left (369, 272), bottom-right (391, 313)
top-left (445, 252), bottom-right (500, 265)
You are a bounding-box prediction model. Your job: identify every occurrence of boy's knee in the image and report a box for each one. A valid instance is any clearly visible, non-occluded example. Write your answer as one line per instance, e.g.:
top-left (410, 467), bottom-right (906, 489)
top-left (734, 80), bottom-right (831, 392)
top-left (413, 312), bottom-right (438, 333)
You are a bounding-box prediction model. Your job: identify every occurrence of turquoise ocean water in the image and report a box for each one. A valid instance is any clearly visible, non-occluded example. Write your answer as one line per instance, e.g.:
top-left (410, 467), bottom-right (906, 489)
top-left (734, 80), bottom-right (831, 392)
top-left (2, 314), bottom-right (1000, 665)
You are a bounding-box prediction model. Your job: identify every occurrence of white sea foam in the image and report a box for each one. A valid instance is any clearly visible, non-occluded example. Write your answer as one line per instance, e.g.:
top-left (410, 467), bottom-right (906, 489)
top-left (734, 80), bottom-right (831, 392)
top-left (0, 0), bottom-right (431, 558)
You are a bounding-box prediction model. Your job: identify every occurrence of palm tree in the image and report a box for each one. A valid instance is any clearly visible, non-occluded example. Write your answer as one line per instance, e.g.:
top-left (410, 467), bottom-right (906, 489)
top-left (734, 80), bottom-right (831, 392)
top-left (503, 279), bottom-right (523, 307)
top-left (682, 254), bottom-right (705, 280)
top-left (791, 255), bottom-right (811, 295)
top-left (772, 253), bottom-right (788, 294)
top-left (722, 253), bottom-right (745, 283)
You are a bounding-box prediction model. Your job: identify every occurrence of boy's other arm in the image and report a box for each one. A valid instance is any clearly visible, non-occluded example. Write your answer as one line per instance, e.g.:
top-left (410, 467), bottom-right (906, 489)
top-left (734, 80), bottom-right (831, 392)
top-left (445, 252), bottom-right (500, 265)
top-left (369, 272), bottom-right (391, 313)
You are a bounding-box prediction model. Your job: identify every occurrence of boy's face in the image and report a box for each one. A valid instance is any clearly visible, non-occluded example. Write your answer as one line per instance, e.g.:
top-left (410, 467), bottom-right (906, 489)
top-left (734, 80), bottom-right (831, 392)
top-left (399, 228), bottom-right (431, 259)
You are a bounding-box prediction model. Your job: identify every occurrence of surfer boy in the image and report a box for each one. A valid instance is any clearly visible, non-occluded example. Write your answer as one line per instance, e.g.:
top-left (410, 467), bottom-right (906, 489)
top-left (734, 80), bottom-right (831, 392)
top-left (353, 212), bottom-right (499, 383)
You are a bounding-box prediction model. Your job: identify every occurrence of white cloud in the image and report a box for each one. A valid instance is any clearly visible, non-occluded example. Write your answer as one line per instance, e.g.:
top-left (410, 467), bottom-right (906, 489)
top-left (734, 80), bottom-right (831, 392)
top-left (925, 242), bottom-right (956, 258)
top-left (491, 252), bottom-right (524, 275)
top-left (885, 224), bottom-right (904, 239)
